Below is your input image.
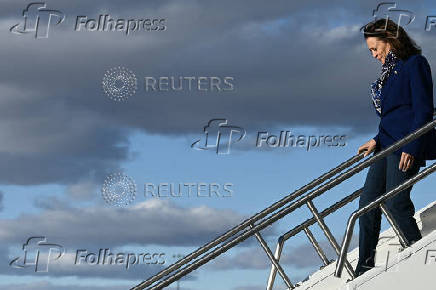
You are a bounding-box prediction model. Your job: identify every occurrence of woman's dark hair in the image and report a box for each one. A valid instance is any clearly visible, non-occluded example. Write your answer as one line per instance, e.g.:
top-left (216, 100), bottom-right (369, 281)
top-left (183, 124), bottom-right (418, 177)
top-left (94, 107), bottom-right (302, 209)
top-left (360, 18), bottom-right (421, 60)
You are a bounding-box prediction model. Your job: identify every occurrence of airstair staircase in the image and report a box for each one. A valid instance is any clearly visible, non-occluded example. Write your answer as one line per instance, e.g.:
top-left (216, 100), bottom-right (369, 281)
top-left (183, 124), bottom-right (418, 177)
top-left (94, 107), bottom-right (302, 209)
top-left (131, 110), bottom-right (436, 290)
top-left (292, 200), bottom-right (436, 290)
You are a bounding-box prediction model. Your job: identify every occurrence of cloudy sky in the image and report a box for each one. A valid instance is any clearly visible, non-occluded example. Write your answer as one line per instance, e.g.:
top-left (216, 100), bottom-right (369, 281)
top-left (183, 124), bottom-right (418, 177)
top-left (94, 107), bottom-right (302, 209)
top-left (1, 0), bottom-right (436, 289)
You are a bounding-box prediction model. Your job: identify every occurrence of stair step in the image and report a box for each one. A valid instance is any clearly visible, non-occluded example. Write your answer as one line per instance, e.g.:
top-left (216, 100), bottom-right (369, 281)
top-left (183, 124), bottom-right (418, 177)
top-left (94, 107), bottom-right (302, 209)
top-left (289, 200), bottom-right (436, 290)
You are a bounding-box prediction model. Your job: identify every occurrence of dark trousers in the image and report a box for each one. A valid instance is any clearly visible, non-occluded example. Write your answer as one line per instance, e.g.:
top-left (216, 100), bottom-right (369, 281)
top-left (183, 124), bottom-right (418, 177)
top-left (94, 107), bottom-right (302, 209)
top-left (355, 153), bottom-right (422, 276)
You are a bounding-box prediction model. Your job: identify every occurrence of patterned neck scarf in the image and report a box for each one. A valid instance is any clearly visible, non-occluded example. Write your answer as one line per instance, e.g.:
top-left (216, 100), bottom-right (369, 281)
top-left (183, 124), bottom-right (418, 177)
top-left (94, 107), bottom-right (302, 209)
top-left (370, 49), bottom-right (399, 116)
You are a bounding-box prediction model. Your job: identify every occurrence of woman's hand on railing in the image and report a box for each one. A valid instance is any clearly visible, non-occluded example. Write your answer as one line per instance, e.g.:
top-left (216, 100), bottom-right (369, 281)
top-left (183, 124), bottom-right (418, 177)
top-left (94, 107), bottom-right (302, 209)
top-left (399, 152), bottom-right (414, 172)
top-left (358, 139), bottom-right (377, 157)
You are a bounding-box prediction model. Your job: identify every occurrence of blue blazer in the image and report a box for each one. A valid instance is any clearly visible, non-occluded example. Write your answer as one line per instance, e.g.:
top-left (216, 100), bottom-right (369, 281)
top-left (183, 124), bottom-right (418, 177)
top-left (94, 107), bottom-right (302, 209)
top-left (373, 54), bottom-right (436, 167)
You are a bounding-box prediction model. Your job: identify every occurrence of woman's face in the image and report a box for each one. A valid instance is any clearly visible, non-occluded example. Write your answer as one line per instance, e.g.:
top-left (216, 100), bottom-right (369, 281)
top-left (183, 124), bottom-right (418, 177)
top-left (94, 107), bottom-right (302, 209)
top-left (365, 37), bottom-right (392, 64)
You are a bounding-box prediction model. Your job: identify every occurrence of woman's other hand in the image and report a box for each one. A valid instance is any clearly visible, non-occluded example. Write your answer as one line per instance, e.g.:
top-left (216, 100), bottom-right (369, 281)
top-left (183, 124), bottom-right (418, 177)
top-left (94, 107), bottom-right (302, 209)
top-left (399, 152), bottom-right (414, 172)
top-left (358, 139), bottom-right (377, 157)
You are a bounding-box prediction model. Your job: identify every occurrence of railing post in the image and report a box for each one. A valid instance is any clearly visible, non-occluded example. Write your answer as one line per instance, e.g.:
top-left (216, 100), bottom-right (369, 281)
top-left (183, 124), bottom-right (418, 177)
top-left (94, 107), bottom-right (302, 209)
top-left (335, 161), bottom-right (436, 278)
top-left (130, 153), bottom-right (365, 290)
top-left (379, 203), bottom-right (409, 248)
top-left (266, 236), bottom-right (285, 290)
top-left (133, 115), bottom-right (436, 290)
top-left (249, 224), bottom-right (294, 289)
top-left (303, 227), bottom-right (331, 266)
top-left (306, 200), bottom-right (356, 279)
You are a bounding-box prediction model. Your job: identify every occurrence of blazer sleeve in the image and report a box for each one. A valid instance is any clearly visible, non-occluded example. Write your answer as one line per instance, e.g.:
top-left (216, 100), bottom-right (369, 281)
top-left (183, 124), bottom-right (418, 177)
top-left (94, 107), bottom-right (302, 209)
top-left (402, 55), bottom-right (434, 158)
top-left (373, 133), bottom-right (379, 144)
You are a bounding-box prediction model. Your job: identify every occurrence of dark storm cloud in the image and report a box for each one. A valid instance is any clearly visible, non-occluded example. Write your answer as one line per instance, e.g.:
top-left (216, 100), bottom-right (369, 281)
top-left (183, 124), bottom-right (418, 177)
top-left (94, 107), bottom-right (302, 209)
top-left (0, 0), bottom-right (434, 185)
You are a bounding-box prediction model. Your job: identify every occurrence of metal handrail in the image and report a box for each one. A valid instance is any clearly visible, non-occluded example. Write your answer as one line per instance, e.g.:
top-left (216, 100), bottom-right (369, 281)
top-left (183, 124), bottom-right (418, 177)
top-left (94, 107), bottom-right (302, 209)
top-left (335, 160), bottom-right (436, 277)
top-left (132, 113), bottom-right (436, 290)
top-left (334, 115), bottom-right (436, 278)
top-left (266, 188), bottom-right (363, 289)
top-left (131, 152), bottom-right (365, 289)
top-left (267, 114), bottom-right (436, 288)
